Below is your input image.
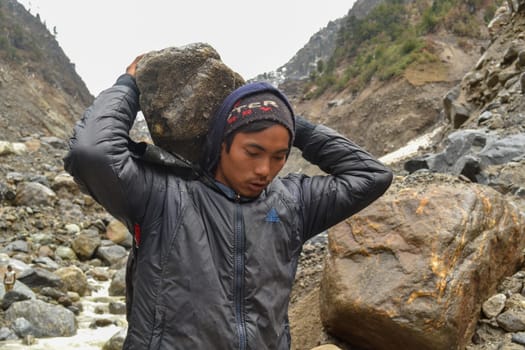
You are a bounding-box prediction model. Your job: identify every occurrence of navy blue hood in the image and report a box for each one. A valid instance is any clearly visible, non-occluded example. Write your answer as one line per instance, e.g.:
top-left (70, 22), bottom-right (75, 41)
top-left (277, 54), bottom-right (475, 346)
top-left (200, 82), bottom-right (296, 174)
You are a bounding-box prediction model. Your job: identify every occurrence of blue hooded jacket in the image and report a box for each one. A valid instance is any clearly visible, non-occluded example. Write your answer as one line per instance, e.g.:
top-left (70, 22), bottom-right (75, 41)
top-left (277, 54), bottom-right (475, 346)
top-left (64, 74), bottom-right (392, 350)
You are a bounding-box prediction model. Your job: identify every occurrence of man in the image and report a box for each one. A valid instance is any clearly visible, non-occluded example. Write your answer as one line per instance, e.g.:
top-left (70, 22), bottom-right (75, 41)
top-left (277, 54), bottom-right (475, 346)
top-left (64, 56), bottom-right (393, 350)
top-left (3, 264), bottom-right (16, 292)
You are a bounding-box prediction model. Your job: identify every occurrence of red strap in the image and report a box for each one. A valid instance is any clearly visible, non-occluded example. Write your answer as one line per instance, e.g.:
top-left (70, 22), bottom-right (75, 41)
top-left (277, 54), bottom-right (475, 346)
top-left (134, 223), bottom-right (141, 247)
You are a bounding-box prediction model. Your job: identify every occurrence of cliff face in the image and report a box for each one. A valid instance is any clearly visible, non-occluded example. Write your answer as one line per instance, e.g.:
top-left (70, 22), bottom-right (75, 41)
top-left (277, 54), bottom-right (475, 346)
top-left (0, 0), bottom-right (92, 142)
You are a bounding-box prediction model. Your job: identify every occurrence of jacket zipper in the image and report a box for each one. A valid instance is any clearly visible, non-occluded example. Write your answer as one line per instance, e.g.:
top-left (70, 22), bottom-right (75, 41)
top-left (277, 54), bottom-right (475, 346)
top-left (234, 195), bottom-right (247, 350)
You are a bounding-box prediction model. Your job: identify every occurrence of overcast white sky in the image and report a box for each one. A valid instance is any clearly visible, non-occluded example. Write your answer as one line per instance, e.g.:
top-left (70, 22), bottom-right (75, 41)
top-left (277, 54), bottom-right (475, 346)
top-left (17, 1), bottom-right (356, 96)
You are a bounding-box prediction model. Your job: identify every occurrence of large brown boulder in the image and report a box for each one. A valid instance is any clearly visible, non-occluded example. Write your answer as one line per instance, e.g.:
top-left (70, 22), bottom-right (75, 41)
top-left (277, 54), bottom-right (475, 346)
top-left (320, 174), bottom-right (525, 350)
top-left (135, 43), bottom-right (245, 163)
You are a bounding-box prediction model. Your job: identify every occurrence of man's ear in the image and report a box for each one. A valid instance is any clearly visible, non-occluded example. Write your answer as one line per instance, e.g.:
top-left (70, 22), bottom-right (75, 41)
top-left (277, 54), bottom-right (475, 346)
top-left (221, 140), bottom-right (232, 155)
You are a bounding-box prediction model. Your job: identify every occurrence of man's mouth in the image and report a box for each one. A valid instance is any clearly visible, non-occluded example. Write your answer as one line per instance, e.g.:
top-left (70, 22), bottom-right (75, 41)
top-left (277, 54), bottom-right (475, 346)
top-left (248, 182), bottom-right (267, 192)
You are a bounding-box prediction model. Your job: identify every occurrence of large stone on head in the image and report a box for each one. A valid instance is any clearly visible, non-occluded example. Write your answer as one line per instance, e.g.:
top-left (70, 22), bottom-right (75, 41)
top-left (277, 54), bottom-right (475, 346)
top-left (135, 43), bottom-right (245, 163)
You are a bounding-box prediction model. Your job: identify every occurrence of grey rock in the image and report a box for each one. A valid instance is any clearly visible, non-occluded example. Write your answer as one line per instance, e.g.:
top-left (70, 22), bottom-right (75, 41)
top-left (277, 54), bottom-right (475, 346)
top-left (55, 246), bottom-right (78, 261)
top-left (512, 332), bottom-right (525, 346)
top-left (404, 130), bottom-right (525, 184)
top-left (96, 244), bottom-right (128, 266)
top-left (5, 299), bottom-right (76, 337)
top-left (0, 279), bottom-right (36, 301)
top-left (518, 51), bottom-right (525, 68)
top-left (482, 294), bottom-right (507, 318)
top-left (12, 317), bottom-right (34, 337)
top-left (500, 342), bottom-right (525, 350)
top-left (403, 157), bottom-right (430, 173)
top-left (71, 229), bottom-right (101, 260)
top-left (503, 45), bottom-right (519, 66)
top-left (497, 310), bottom-right (525, 332)
top-left (14, 181), bottom-right (56, 207)
top-left (109, 301), bottom-right (127, 315)
top-left (6, 172), bottom-right (25, 183)
top-left (0, 326), bottom-right (17, 340)
top-left (135, 43), bottom-right (245, 163)
top-left (478, 111), bottom-right (493, 124)
top-left (499, 276), bottom-right (524, 295)
top-left (18, 267), bottom-right (63, 291)
top-left (443, 86), bottom-right (461, 121)
top-left (55, 265), bottom-right (89, 296)
top-left (3, 240), bottom-right (30, 254)
top-left (102, 327), bottom-right (127, 350)
top-left (32, 256), bottom-right (60, 270)
top-left (108, 267), bottom-right (126, 297)
top-left (30, 232), bottom-right (55, 245)
top-left (450, 102), bottom-right (472, 129)
top-left (40, 136), bottom-right (67, 149)
top-left (1, 290), bottom-right (32, 310)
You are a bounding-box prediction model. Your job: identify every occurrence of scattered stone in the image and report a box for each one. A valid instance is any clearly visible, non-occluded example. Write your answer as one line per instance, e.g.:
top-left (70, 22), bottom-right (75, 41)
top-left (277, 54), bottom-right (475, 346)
top-left (108, 268), bottom-right (126, 297)
top-left (1, 290), bottom-right (32, 310)
top-left (0, 141), bottom-right (27, 156)
top-left (90, 318), bottom-right (114, 328)
top-left (483, 294), bottom-right (507, 318)
top-left (105, 219), bottom-right (132, 248)
top-left (14, 181), bottom-right (56, 207)
top-left (512, 332), bottom-right (525, 346)
top-left (102, 327), bottom-right (127, 350)
top-left (0, 326), bottom-right (17, 341)
top-left (5, 299), bottom-right (77, 337)
top-left (71, 229), bottom-right (101, 260)
top-left (12, 317), bottom-right (34, 338)
top-left (17, 267), bottom-right (63, 291)
top-left (109, 301), bottom-right (127, 315)
top-left (40, 136), bottom-right (67, 149)
top-left (52, 173), bottom-right (79, 195)
top-left (55, 265), bottom-right (89, 296)
top-left (55, 246), bottom-right (78, 261)
top-left (497, 310), bottom-right (525, 332)
top-left (64, 223), bottom-right (81, 235)
top-left (96, 244), bottom-right (127, 266)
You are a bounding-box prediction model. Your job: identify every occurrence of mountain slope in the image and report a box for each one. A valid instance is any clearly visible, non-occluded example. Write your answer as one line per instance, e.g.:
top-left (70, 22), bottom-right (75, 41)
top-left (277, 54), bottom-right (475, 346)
top-left (277, 0), bottom-right (494, 175)
top-left (0, 0), bottom-right (92, 141)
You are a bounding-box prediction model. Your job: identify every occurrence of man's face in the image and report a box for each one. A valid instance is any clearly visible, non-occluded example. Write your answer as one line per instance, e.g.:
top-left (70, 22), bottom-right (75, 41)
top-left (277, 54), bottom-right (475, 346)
top-left (215, 124), bottom-right (290, 198)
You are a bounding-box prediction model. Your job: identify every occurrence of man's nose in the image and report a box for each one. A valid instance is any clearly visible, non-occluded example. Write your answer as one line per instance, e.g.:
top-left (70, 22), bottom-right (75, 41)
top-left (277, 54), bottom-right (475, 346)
top-left (254, 158), bottom-right (270, 177)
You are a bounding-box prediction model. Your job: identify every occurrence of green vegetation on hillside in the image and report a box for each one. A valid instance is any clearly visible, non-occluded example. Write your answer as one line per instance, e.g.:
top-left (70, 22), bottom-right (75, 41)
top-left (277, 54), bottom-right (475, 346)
top-left (306, 0), bottom-right (501, 98)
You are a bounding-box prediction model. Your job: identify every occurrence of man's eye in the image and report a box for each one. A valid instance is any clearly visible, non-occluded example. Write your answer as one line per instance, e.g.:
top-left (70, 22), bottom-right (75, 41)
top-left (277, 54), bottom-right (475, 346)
top-left (246, 150), bottom-right (259, 157)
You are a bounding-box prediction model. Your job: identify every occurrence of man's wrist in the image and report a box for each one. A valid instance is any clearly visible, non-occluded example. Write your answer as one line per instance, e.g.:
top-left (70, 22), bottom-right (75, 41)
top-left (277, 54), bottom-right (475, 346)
top-left (114, 74), bottom-right (139, 96)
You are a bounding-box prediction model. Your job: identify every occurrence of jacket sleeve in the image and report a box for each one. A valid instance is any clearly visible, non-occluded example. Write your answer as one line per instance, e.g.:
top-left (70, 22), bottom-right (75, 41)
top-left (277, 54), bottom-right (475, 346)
top-left (293, 116), bottom-right (393, 242)
top-left (63, 74), bottom-right (152, 228)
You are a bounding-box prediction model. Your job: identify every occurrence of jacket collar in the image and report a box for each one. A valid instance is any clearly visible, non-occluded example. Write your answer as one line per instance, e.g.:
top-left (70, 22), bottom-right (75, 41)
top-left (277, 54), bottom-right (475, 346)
top-left (212, 180), bottom-right (261, 203)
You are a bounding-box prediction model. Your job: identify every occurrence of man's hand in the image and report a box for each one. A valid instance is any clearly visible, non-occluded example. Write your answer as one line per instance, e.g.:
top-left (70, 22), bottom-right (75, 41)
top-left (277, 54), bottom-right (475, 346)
top-left (126, 54), bottom-right (145, 77)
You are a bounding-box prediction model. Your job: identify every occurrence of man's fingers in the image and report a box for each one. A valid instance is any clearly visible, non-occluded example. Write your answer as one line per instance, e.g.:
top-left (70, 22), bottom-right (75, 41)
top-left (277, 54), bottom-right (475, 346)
top-left (126, 54), bottom-right (146, 76)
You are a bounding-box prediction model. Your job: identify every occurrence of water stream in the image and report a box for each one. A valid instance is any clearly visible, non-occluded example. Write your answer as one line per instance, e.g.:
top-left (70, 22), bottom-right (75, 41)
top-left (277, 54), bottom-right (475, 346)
top-left (379, 125), bottom-right (444, 165)
top-left (0, 274), bottom-right (127, 350)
